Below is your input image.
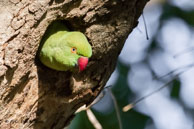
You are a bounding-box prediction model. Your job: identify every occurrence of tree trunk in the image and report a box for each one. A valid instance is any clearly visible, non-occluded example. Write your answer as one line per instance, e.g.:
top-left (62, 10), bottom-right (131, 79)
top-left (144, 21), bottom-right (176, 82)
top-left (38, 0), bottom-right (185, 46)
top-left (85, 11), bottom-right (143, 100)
top-left (0, 0), bottom-right (148, 129)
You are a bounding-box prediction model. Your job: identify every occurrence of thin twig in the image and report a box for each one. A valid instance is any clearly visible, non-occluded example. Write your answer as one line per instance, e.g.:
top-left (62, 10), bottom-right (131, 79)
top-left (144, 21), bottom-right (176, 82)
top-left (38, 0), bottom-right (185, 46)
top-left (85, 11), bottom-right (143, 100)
top-left (123, 68), bottom-right (191, 112)
top-left (104, 85), bottom-right (113, 89)
top-left (75, 91), bottom-right (105, 113)
top-left (86, 109), bottom-right (103, 129)
top-left (142, 12), bottom-right (149, 40)
top-left (136, 27), bottom-right (143, 33)
top-left (123, 78), bottom-right (173, 112)
top-left (108, 88), bottom-right (123, 129)
top-left (154, 63), bottom-right (194, 80)
top-left (173, 46), bottom-right (194, 58)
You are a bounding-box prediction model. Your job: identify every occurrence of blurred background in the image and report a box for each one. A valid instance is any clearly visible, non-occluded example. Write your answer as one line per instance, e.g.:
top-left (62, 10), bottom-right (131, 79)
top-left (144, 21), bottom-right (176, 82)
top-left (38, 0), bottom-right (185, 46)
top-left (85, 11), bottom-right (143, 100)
top-left (68, 0), bottom-right (194, 129)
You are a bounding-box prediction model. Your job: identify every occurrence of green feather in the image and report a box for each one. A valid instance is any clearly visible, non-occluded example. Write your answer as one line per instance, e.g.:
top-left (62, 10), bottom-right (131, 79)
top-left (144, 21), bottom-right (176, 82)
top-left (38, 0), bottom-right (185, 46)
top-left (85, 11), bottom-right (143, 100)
top-left (39, 21), bottom-right (92, 71)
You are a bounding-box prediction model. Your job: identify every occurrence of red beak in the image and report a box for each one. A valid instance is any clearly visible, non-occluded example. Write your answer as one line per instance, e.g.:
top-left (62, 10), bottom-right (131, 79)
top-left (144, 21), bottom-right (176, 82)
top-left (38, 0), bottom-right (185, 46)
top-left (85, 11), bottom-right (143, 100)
top-left (78, 57), bottom-right (88, 71)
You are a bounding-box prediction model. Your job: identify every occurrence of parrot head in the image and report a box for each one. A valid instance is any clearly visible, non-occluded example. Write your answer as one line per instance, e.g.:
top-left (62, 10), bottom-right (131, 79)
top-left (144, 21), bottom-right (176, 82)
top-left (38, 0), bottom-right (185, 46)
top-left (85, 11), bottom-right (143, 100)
top-left (39, 21), bottom-right (92, 72)
top-left (63, 32), bottom-right (92, 71)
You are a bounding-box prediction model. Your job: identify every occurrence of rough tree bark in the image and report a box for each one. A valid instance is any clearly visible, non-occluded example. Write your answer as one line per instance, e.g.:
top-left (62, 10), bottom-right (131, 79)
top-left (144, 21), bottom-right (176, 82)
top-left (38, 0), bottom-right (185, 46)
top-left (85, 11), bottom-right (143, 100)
top-left (0, 0), bottom-right (148, 129)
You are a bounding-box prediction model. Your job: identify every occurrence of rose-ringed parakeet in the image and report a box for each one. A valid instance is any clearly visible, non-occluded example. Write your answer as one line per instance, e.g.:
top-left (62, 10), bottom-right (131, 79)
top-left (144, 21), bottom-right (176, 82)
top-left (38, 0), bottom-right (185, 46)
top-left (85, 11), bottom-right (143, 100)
top-left (39, 21), bottom-right (92, 71)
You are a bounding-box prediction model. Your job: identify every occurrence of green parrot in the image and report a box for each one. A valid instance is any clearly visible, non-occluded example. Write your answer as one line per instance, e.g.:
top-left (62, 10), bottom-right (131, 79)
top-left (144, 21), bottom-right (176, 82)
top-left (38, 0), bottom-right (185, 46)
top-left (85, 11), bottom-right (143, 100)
top-left (39, 21), bottom-right (92, 71)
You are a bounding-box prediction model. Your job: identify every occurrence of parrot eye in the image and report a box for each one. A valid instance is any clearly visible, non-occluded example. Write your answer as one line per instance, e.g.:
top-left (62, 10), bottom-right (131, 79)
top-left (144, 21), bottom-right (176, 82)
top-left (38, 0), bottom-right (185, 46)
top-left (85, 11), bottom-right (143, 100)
top-left (71, 47), bottom-right (77, 54)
